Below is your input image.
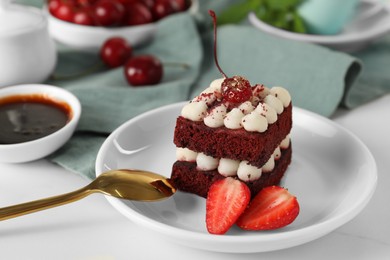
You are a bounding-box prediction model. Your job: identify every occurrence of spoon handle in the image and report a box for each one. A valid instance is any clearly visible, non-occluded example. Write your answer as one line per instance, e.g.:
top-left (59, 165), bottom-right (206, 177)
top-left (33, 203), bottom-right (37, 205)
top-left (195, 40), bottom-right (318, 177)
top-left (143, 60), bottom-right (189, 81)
top-left (0, 186), bottom-right (92, 221)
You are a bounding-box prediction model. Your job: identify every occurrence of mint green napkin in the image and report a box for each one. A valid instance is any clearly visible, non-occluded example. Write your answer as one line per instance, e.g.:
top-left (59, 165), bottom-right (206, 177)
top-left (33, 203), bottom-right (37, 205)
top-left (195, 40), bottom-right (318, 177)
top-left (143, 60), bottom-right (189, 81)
top-left (192, 25), bottom-right (361, 117)
top-left (48, 13), bottom-right (203, 179)
top-left (343, 34), bottom-right (390, 108)
top-left (14, 0), bottom-right (390, 180)
top-left (49, 21), bottom-right (361, 180)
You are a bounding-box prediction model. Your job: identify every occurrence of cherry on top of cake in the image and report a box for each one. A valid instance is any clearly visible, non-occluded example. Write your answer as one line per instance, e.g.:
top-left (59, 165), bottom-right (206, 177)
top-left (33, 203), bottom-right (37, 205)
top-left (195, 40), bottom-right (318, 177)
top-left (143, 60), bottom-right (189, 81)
top-left (208, 10), bottom-right (253, 108)
top-left (180, 10), bottom-right (291, 133)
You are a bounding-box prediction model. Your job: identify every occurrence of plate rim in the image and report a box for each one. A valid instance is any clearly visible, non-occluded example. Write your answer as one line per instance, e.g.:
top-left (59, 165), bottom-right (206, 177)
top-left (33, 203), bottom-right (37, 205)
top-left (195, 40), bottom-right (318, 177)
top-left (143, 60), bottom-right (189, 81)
top-left (248, 0), bottom-right (390, 45)
top-left (95, 102), bottom-right (377, 253)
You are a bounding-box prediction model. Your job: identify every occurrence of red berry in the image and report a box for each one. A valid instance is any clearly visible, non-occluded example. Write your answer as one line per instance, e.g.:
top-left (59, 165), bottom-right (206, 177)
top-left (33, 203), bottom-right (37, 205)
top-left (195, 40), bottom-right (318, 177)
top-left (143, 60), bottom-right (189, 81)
top-left (54, 2), bottom-right (75, 22)
top-left (48, 0), bottom-right (62, 15)
top-left (73, 8), bottom-right (95, 25)
top-left (206, 177), bottom-right (251, 235)
top-left (207, 11), bottom-right (253, 104)
top-left (122, 2), bottom-right (153, 26)
top-left (236, 186), bottom-right (300, 230)
top-left (124, 55), bottom-right (163, 86)
top-left (92, 0), bottom-right (125, 26)
top-left (77, 0), bottom-right (98, 7)
top-left (100, 37), bottom-right (132, 68)
top-left (141, 0), bottom-right (155, 10)
top-left (152, 0), bottom-right (180, 20)
top-left (221, 76), bottom-right (252, 103)
top-left (116, 0), bottom-right (145, 5)
top-left (172, 0), bottom-right (188, 11)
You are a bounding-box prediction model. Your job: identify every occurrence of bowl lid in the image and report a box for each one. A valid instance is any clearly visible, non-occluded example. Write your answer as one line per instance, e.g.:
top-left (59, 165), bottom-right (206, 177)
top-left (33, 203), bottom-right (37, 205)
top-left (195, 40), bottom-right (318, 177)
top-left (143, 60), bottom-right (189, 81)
top-left (0, 2), bottom-right (45, 35)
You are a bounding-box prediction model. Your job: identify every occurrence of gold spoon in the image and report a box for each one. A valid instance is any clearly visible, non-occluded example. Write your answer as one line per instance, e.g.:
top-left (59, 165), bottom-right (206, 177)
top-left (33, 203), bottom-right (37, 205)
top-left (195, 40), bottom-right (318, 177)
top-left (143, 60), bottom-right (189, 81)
top-left (0, 169), bottom-right (176, 221)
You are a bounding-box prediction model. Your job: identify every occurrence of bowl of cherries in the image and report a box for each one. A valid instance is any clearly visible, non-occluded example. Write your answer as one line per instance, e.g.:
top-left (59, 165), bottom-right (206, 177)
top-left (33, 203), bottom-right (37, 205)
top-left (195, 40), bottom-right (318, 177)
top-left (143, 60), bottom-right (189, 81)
top-left (46, 0), bottom-right (198, 51)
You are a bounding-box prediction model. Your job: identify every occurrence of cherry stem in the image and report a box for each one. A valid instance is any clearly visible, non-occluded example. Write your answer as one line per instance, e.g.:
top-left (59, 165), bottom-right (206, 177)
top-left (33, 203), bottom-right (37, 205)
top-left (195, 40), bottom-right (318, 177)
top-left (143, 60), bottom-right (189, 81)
top-left (209, 10), bottom-right (228, 79)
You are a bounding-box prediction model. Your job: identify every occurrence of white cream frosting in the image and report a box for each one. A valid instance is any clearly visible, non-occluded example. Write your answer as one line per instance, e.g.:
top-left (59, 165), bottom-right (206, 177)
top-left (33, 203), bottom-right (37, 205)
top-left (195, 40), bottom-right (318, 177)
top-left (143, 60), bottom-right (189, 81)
top-left (176, 147), bottom-right (197, 162)
top-left (270, 86), bottom-right (291, 107)
top-left (238, 101), bottom-right (254, 114)
top-left (204, 103), bottom-right (227, 128)
top-left (251, 84), bottom-right (270, 103)
top-left (255, 103), bottom-right (277, 124)
top-left (218, 158), bottom-right (240, 177)
top-left (196, 152), bottom-right (219, 171)
top-left (273, 146), bottom-right (281, 160)
top-left (262, 155), bottom-right (275, 173)
top-left (180, 78), bottom-right (291, 133)
top-left (192, 93), bottom-right (216, 106)
top-left (181, 101), bottom-right (208, 121)
top-left (176, 136), bottom-right (290, 182)
top-left (264, 95), bottom-right (284, 114)
top-left (280, 134), bottom-right (290, 149)
top-left (237, 161), bottom-right (262, 182)
top-left (223, 108), bottom-right (244, 129)
top-left (205, 78), bottom-right (224, 94)
top-left (241, 111), bottom-right (268, 133)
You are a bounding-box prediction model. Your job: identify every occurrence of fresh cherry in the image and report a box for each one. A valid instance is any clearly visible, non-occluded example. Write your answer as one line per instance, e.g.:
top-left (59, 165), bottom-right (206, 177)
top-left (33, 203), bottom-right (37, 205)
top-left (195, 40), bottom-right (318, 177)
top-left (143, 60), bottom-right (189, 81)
top-left (73, 8), bottom-right (95, 25)
top-left (54, 2), bottom-right (75, 22)
top-left (48, 0), bottom-right (62, 15)
top-left (173, 0), bottom-right (188, 11)
top-left (77, 0), bottom-right (98, 7)
top-left (221, 76), bottom-right (252, 103)
top-left (124, 55), bottom-right (163, 86)
top-left (209, 10), bottom-right (252, 104)
top-left (141, 0), bottom-right (155, 10)
top-left (92, 0), bottom-right (125, 26)
top-left (100, 37), bottom-right (133, 68)
top-left (152, 0), bottom-right (180, 20)
top-left (122, 2), bottom-right (153, 26)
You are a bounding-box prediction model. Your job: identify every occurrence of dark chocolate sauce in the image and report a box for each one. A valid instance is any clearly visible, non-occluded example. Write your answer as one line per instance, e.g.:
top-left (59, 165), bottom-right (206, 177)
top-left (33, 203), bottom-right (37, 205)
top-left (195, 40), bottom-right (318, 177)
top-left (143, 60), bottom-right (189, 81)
top-left (0, 94), bottom-right (72, 144)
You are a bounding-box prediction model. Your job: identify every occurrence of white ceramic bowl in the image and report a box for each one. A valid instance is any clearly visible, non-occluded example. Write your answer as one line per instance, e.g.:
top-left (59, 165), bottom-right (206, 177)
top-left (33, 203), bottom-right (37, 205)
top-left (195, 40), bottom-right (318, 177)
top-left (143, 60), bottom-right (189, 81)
top-left (46, 0), bottom-right (199, 52)
top-left (0, 84), bottom-right (81, 163)
top-left (0, 4), bottom-right (57, 88)
top-left (248, 0), bottom-right (390, 52)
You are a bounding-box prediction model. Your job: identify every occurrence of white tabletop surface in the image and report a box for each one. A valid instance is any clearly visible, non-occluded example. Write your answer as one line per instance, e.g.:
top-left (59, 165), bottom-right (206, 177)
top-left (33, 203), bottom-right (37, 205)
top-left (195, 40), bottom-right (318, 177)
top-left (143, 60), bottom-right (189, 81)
top-left (0, 94), bottom-right (389, 260)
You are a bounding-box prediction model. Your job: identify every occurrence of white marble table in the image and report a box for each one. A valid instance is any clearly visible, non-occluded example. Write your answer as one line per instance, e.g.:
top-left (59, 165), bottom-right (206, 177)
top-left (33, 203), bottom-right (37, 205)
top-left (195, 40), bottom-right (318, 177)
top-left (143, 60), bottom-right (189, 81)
top-left (0, 95), bottom-right (389, 260)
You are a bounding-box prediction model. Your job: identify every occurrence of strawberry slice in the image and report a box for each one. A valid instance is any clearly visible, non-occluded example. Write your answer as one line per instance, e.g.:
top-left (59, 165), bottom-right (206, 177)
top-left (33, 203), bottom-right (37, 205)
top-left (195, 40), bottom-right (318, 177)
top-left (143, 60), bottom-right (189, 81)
top-left (206, 177), bottom-right (251, 234)
top-left (236, 186), bottom-right (299, 230)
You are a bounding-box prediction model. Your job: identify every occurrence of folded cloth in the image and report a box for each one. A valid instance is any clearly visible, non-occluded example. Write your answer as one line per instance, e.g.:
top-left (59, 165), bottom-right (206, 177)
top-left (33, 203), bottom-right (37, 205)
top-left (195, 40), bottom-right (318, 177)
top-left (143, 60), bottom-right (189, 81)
top-left (50, 21), bottom-right (360, 180)
top-left (193, 24), bottom-right (361, 117)
top-left (343, 34), bottom-right (390, 108)
top-left (15, 0), bottom-right (389, 180)
top-left (48, 13), bottom-right (203, 179)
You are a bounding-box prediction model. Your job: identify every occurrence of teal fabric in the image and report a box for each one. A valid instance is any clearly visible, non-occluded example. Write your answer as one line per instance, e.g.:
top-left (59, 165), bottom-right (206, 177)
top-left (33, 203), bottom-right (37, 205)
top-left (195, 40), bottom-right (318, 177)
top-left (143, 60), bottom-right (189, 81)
top-left (343, 34), bottom-right (390, 108)
top-left (193, 25), bottom-right (361, 116)
top-left (13, 0), bottom-right (390, 180)
top-left (49, 13), bottom-right (203, 180)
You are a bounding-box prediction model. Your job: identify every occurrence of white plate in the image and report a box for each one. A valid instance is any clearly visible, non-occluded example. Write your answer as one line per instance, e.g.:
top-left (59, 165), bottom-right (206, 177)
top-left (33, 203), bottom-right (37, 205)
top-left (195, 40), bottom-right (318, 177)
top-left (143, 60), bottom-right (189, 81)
top-left (248, 0), bottom-right (390, 52)
top-left (95, 102), bottom-right (377, 253)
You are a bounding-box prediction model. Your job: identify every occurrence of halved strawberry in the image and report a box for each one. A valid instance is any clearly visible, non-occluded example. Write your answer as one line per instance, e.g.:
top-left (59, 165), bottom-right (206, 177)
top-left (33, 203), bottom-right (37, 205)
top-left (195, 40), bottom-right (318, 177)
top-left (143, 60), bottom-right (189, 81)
top-left (236, 186), bottom-right (299, 230)
top-left (206, 177), bottom-right (251, 234)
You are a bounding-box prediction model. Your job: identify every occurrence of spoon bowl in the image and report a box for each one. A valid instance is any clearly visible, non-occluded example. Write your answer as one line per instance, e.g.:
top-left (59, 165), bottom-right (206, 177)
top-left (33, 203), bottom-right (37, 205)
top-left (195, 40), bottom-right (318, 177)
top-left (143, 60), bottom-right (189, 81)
top-left (90, 169), bottom-right (176, 201)
top-left (0, 169), bottom-right (176, 221)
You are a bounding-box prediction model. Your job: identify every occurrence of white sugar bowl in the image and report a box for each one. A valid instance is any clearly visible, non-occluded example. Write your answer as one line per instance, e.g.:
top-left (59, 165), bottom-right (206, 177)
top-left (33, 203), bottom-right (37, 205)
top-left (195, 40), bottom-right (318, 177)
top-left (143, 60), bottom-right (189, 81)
top-left (0, 1), bottom-right (57, 88)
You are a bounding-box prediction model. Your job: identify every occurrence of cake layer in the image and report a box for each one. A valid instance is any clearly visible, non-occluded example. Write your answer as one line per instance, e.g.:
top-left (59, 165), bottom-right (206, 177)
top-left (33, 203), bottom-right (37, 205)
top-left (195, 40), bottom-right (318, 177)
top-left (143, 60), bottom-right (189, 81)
top-left (174, 104), bottom-right (292, 168)
top-left (171, 145), bottom-right (292, 198)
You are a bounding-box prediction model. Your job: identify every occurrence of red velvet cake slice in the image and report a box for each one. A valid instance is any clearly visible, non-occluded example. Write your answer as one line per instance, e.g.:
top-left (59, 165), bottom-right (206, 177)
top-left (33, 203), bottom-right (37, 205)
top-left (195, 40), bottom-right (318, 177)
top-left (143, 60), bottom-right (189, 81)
top-left (171, 78), bottom-right (293, 198)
